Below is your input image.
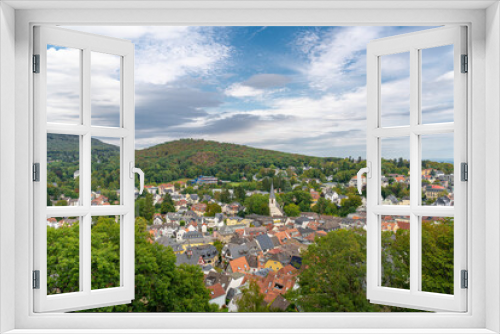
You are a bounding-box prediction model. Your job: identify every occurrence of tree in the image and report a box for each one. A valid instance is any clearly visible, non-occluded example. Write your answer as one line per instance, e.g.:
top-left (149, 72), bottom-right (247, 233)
top-left (287, 229), bottom-right (380, 312)
top-left (55, 199), bottom-right (68, 206)
top-left (421, 218), bottom-right (454, 294)
top-left (220, 189), bottom-right (231, 203)
top-left (284, 203), bottom-right (300, 217)
top-left (180, 220), bottom-right (186, 226)
top-left (234, 186), bottom-right (246, 203)
top-left (244, 194), bottom-right (270, 216)
top-left (142, 193), bottom-right (155, 223)
top-left (236, 280), bottom-right (267, 312)
top-left (205, 202), bottom-right (222, 217)
top-left (48, 217), bottom-right (219, 312)
top-left (160, 193), bottom-right (175, 214)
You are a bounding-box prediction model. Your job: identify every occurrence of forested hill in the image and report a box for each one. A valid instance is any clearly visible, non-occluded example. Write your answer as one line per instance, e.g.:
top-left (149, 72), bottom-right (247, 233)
top-left (47, 133), bottom-right (119, 161)
top-left (135, 139), bottom-right (332, 183)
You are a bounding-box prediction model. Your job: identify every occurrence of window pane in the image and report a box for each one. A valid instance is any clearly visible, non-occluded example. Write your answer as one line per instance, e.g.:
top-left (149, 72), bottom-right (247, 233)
top-left (380, 52), bottom-right (410, 127)
top-left (380, 215), bottom-right (410, 290)
top-left (421, 216), bottom-right (454, 294)
top-left (91, 52), bottom-right (121, 127)
top-left (421, 133), bottom-right (454, 206)
top-left (421, 45), bottom-right (454, 124)
top-left (91, 215), bottom-right (121, 290)
top-left (46, 45), bottom-right (81, 124)
top-left (47, 216), bottom-right (80, 294)
top-left (381, 137), bottom-right (410, 205)
top-left (91, 137), bottom-right (121, 206)
top-left (47, 133), bottom-right (80, 207)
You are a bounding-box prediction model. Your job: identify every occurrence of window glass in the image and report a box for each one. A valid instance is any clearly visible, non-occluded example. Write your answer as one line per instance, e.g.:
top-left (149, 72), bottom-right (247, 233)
top-left (47, 133), bottom-right (80, 207)
top-left (421, 133), bottom-right (454, 206)
top-left (46, 45), bottom-right (81, 124)
top-left (47, 217), bottom-right (80, 294)
top-left (380, 215), bottom-right (410, 290)
top-left (91, 137), bottom-right (121, 206)
top-left (91, 215), bottom-right (121, 290)
top-left (380, 52), bottom-right (410, 127)
top-left (421, 45), bottom-right (454, 124)
top-left (381, 137), bottom-right (410, 205)
top-left (91, 52), bottom-right (121, 127)
top-left (421, 216), bottom-right (454, 294)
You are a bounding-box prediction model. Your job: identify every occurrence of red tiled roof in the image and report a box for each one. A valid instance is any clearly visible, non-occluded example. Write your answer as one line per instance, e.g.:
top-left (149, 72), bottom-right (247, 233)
top-left (230, 257), bottom-right (250, 274)
top-left (207, 283), bottom-right (225, 299)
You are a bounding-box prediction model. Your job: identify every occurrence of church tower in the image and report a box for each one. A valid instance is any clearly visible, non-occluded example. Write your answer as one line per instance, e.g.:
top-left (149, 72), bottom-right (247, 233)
top-left (269, 180), bottom-right (283, 217)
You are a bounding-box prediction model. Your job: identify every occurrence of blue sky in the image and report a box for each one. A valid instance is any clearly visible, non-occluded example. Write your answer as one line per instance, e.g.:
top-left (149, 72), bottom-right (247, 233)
top-left (52, 26), bottom-right (454, 160)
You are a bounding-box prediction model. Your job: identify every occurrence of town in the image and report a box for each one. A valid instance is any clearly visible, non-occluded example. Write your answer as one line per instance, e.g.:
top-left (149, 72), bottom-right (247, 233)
top-left (47, 158), bottom-right (455, 311)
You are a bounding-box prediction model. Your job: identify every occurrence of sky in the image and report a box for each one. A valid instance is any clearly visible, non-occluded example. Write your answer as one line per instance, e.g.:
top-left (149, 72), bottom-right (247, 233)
top-left (47, 26), bottom-right (455, 161)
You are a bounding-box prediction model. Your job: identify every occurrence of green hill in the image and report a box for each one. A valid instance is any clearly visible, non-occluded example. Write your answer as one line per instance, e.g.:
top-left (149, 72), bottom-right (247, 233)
top-left (135, 138), bottom-right (325, 183)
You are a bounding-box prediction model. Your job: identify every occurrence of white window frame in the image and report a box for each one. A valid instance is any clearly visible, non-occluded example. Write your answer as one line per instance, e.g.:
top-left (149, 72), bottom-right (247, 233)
top-left (33, 25), bottom-right (136, 312)
top-left (365, 26), bottom-right (467, 312)
top-left (1, 2), bottom-right (499, 333)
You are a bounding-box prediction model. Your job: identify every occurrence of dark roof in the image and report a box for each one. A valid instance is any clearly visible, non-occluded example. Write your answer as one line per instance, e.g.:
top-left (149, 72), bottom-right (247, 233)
top-left (226, 287), bottom-right (238, 301)
top-left (255, 234), bottom-right (274, 251)
top-left (270, 236), bottom-right (281, 248)
top-left (269, 295), bottom-right (290, 311)
top-left (246, 255), bottom-right (259, 268)
top-left (204, 271), bottom-right (231, 290)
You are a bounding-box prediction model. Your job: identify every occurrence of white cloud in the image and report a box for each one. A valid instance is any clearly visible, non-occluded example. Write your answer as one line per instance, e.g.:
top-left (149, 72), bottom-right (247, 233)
top-left (296, 26), bottom-right (385, 91)
top-left (225, 83), bottom-right (265, 98)
top-left (65, 26), bottom-right (232, 85)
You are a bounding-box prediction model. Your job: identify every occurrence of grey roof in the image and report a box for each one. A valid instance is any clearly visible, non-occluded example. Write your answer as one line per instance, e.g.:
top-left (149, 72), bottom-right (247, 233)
top-left (225, 243), bottom-right (249, 259)
top-left (190, 194), bottom-right (199, 200)
top-left (226, 287), bottom-right (238, 301)
top-left (176, 253), bottom-right (201, 265)
top-left (183, 231), bottom-right (204, 239)
top-left (255, 234), bottom-right (274, 251)
top-left (156, 236), bottom-right (185, 252)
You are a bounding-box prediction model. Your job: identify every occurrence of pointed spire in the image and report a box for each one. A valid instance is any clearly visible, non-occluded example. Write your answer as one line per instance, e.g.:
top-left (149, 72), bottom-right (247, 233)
top-left (269, 179), bottom-right (275, 200)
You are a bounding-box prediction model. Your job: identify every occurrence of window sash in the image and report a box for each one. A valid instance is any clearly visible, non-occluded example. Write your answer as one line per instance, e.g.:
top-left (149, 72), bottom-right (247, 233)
top-left (33, 25), bottom-right (136, 313)
top-left (366, 26), bottom-right (467, 312)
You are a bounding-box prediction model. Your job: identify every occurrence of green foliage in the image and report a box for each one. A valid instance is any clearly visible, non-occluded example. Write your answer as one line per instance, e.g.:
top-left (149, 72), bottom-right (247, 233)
top-left (236, 280), bottom-right (268, 312)
top-left (55, 199), bottom-right (68, 206)
top-left (312, 198), bottom-right (338, 215)
top-left (283, 203), bottom-right (301, 217)
top-left (47, 223), bottom-right (80, 294)
top-left (421, 218), bottom-right (454, 294)
top-left (244, 194), bottom-right (270, 216)
top-left (381, 229), bottom-right (410, 290)
top-left (278, 189), bottom-right (312, 212)
top-left (48, 217), bottom-right (217, 312)
top-left (160, 193), bottom-right (175, 214)
top-left (339, 195), bottom-right (362, 217)
top-left (142, 193), bottom-right (155, 223)
top-left (234, 186), bottom-right (246, 203)
top-left (205, 202), bottom-right (222, 217)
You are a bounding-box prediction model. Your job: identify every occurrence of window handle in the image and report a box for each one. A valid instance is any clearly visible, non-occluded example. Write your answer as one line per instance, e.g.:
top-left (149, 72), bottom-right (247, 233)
top-left (356, 162), bottom-right (371, 195)
top-left (129, 162), bottom-right (145, 194)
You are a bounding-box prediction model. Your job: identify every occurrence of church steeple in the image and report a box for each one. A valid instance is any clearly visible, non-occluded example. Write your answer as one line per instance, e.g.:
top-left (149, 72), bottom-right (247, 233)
top-left (269, 181), bottom-right (275, 201)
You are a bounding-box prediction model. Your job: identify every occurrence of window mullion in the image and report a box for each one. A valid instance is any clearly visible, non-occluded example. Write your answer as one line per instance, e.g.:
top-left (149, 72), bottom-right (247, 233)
top-left (82, 47), bottom-right (92, 294)
top-left (409, 47), bottom-right (420, 294)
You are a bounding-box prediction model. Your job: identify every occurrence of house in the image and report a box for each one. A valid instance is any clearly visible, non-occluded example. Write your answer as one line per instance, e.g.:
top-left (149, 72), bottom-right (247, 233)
top-left (191, 202), bottom-right (207, 216)
top-left (425, 185), bottom-right (446, 199)
top-left (207, 283), bottom-right (226, 308)
top-left (229, 256), bottom-right (250, 274)
top-left (264, 256), bottom-right (284, 272)
top-left (255, 234), bottom-right (274, 252)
